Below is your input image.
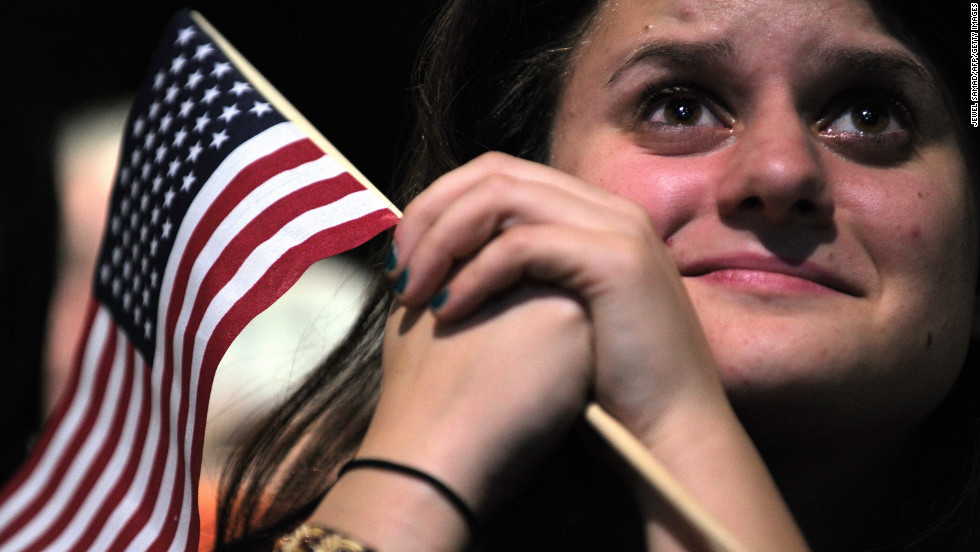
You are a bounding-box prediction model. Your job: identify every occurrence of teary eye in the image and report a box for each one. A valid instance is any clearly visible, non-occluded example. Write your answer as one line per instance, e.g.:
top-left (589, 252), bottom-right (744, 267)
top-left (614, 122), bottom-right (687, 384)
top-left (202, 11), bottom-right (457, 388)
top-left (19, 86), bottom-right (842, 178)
top-left (631, 85), bottom-right (734, 155)
top-left (823, 100), bottom-right (904, 135)
top-left (817, 95), bottom-right (914, 165)
top-left (648, 96), bottom-right (724, 127)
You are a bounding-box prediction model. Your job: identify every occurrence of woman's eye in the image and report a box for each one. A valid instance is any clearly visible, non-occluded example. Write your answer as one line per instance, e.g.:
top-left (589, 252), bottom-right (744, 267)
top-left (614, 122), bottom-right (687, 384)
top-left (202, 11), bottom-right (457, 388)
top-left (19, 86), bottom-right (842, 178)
top-left (818, 97), bottom-right (914, 164)
top-left (647, 97), bottom-right (724, 128)
top-left (822, 100), bottom-right (904, 135)
top-left (633, 89), bottom-right (733, 155)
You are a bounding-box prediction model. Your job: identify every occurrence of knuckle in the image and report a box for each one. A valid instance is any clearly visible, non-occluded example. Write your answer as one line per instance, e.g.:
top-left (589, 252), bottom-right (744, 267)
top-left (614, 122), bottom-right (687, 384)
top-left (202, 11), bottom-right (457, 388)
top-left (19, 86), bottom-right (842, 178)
top-left (496, 224), bottom-right (538, 258)
top-left (399, 198), bottom-right (427, 226)
top-left (474, 150), bottom-right (514, 170)
top-left (511, 285), bottom-right (589, 333)
top-left (616, 198), bottom-right (655, 231)
top-left (544, 293), bottom-right (589, 328)
top-left (625, 200), bottom-right (654, 226)
top-left (611, 202), bottom-right (660, 246)
top-left (480, 172), bottom-right (520, 197)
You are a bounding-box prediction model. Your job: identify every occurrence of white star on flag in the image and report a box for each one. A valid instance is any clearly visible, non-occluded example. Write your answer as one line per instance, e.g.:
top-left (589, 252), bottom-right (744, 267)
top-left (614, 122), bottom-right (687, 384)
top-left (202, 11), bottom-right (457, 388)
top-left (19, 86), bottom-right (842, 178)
top-left (229, 81), bottom-right (251, 96)
top-left (202, 85), bottom-right (220, 105)
top-left (209, 129), bottom-right (229, 149)
top-left (165, 84), bottom-right (180, 103)
top-left (179, 98), bottom-right (195, 117)
top-left (193, 43), bottom-right (214, 61)
top-left (175, 26), bottom-right (196, 45)
top-left (193, 113), bottom-right (210, 133)
top-left (185, 70), bottom-right (204, 90)
top-left (218, 103), bottom-right (240, 123)
top-left (250, 101), bottom-right (272, 117)
top-left (170, 54), bottom-right (187, 74)
top-left (211, 61), bottom-right (232, 78)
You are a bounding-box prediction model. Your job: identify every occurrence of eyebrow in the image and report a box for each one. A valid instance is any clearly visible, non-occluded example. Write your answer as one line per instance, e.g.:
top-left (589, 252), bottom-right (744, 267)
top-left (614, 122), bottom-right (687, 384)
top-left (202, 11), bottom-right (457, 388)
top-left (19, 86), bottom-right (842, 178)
top-left (606, 39), bottom-right (735, 86)
top-left (816, 47), bottom-right (940, 93)
top-left (606, 40), bottom-right (941, 95)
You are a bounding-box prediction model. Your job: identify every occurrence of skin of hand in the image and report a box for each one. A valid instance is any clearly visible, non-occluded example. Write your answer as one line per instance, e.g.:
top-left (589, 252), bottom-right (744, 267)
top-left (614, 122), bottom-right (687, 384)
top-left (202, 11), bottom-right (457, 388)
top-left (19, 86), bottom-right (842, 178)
top-left (313, 286), bottom-right (592, 552)
top-left (307, 153), bottom-right (809, 552)
top-left (388, 153), bottom-right (723, 441)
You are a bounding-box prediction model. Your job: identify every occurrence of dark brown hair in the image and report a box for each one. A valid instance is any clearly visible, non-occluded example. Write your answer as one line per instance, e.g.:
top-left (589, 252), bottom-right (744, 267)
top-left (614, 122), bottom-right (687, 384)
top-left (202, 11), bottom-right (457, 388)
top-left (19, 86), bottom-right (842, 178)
top-left (214, 1), bottom-right (980, 550)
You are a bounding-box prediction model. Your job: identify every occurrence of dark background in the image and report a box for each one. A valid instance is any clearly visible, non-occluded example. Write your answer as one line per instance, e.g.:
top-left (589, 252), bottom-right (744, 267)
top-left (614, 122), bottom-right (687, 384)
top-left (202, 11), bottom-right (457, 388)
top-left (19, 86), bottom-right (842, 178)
top-left (6, 1), bottom-right (443, 191)
top-left (1, 0), bottom-right (441, 485)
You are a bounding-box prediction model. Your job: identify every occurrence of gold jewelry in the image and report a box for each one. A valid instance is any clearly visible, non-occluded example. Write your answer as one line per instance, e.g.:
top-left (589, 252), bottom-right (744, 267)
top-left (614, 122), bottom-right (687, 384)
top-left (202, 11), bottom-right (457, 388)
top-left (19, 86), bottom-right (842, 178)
top-left (274, 525), bottom-right (375, 552)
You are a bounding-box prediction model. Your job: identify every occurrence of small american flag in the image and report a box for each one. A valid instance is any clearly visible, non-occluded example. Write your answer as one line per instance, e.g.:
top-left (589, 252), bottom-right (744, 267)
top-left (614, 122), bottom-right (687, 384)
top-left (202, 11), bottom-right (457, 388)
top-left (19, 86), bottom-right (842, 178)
top-left (0, 10), bottom-right (399, 551)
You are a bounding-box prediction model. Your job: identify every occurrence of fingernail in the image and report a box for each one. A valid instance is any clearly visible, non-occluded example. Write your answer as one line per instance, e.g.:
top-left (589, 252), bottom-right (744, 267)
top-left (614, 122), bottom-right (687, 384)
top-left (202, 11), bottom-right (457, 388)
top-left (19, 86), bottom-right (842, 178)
top-left (429, 288), bottom-right (449, 311)
top-left (393, 268), bottom-right (409, 295)
top-left (384, 245), bottom-right (398, 274)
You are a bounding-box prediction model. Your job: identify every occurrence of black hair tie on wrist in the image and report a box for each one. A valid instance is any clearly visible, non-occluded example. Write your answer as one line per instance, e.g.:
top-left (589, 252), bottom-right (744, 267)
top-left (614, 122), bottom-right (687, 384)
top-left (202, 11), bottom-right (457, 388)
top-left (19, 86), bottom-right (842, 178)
top-left (337, 458), bottom-right (480, 543)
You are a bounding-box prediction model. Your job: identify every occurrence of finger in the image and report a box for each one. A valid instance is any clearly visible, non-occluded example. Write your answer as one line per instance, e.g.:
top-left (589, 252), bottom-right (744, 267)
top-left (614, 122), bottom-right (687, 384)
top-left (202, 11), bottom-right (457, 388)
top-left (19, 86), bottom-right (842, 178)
top-left (390, 152), bottom-right (634, 273)
top-left (424, 223), bottom-right (631, 322)
top-left (394, 175), bottom-right (645, 307)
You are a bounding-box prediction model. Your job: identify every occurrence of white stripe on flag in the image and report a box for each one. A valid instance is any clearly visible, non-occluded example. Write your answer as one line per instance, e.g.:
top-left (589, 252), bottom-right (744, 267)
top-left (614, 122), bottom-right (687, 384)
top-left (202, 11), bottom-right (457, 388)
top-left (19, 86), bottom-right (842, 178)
top-left (121, 121), bottom-right (311, 552)
top-left (44, 354), bottom-right (148, 552)
top-left (162, 156), bottom-right (350, 552)
top-left (3, 325), bottom-right (130, 551)
top-left (0, 308), bottom-right (113, 535)
top-left (163, 189), bottom-right (388, 552)
top-left (84, 362), bottom-right (164, 552)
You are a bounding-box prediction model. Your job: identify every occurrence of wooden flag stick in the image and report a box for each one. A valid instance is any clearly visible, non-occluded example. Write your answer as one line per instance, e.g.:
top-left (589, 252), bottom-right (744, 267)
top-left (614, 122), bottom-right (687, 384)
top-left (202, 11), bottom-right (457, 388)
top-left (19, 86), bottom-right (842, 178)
top-left (585, 403), bottom-right (753, 552)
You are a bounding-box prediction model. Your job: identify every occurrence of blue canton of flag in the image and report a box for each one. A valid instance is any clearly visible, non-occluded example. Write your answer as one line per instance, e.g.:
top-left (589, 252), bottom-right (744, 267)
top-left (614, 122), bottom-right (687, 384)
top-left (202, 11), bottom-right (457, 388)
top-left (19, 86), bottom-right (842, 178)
top-left (96, 21), bottom-right (284, 362)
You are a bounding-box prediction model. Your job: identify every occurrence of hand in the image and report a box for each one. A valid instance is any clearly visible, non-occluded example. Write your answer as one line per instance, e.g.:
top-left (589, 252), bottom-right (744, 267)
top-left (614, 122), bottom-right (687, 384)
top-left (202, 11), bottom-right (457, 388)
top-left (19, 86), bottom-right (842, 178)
top-left (387, 152), bottom-right (721, 440)
top-left (361, 286), bottom-right (593, 512)
top-left (318, 286), bottom-right (593, 552)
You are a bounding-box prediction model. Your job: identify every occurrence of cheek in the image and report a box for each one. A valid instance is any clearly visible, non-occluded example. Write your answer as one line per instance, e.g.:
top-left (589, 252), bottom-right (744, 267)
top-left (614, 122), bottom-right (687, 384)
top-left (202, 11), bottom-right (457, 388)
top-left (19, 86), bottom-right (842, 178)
top-left (842, 159), bottom-right (977, 379)
top-left (558, 143), bottom-right (723, 239)
top-left (845, 167), bottom-right (973, 291)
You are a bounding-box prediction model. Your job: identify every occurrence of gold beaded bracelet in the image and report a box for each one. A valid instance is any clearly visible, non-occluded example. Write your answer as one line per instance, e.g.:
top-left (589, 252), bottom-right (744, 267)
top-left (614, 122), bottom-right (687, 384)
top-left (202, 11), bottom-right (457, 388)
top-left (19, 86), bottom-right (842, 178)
top-left (274, 525), bottom-right (375, 552)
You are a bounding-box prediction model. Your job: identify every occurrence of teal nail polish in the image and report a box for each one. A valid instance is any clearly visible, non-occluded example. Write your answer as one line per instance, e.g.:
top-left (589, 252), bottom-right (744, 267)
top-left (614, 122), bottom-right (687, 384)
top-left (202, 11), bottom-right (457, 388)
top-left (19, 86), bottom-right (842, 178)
top-left (384, 245), bottom-right (398, 273)
top-left (393, 268), bottom-right (409, 295)
top-left (429, 288), bottom-right (449, 311)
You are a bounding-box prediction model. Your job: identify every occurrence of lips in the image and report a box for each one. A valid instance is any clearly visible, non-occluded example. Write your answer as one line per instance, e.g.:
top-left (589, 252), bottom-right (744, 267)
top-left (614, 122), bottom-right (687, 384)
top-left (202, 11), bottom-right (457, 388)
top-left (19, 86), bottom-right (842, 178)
top-left (679, 254), bottom-right (864, 297)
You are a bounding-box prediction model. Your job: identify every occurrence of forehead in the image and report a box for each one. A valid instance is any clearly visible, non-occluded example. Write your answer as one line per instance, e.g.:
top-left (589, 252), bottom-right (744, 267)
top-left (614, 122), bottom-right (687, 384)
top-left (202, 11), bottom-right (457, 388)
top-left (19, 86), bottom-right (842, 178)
top-left (579, 0), bottom-right (909, 78)
top-left (591, 0), bottom-right (883, 38)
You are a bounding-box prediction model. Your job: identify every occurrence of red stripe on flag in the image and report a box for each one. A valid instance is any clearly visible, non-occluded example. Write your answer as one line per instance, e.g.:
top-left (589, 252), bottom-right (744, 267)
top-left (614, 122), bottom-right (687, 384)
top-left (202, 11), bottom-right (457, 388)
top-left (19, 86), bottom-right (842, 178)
top-left (0, 302), bottom-right (99, 506)
top-left (152, 173), bottom-right (380, 549)
top-left (0, 318), bottom-right (120, 544)
top-left (105, 137), bottom-right (323, 551)
top-left (183, 208), bottom-right (398, 540)
top-left (69, 349), bottom-right (155, 551)
top-left (23, 342), bottom-right (137, 551)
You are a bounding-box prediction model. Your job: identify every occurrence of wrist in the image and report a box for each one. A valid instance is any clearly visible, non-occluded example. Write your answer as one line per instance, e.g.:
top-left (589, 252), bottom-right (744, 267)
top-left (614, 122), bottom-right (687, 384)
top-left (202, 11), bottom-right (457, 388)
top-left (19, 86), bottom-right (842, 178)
top-left (308, 464), bottom-right (470, 552)
top-left (622, 394), bottom-right (809, 552)
top-left (338, 459), bottom-right (479, 542)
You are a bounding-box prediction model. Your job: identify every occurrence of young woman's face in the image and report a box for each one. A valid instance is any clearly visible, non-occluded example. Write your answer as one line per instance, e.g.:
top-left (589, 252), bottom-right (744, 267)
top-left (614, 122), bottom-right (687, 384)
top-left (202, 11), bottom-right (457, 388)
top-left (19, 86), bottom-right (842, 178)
top-left (550, 0), bottom-right (978, 436)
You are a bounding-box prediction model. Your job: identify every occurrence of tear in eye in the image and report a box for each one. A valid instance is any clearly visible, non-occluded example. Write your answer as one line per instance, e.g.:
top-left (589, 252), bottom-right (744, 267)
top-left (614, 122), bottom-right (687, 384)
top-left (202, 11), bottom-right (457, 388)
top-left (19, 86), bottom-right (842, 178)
top-left (823, 101), bottom-right (904, 135)
top-left (818, 97), bottom-right (914, 165)
top-left (649, 97), bottom-right (723, 127)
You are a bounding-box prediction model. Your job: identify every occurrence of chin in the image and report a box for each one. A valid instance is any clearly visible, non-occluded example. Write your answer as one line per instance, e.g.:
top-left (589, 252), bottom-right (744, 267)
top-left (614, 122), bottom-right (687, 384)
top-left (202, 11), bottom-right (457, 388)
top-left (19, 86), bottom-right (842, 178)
top-left (713, 337), bottom-right (962, 445)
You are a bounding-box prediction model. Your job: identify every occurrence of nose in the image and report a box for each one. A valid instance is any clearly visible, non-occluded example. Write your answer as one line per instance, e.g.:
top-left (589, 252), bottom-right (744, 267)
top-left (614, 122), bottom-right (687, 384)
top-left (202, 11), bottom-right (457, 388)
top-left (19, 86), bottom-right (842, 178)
top-left (718, 94), bottom-right (832, 227)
